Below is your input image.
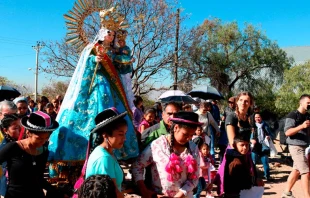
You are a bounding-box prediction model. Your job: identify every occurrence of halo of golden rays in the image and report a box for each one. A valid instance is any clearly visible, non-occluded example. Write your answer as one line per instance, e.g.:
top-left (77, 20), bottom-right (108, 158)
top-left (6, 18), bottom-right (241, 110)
top-left (64, 0), bottom-right (112, 51)
top-left (64, 0), bottom-right (129, 51)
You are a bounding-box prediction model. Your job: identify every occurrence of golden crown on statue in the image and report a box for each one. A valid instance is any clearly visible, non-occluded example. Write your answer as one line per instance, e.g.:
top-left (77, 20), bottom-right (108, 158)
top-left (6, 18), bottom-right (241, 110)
top-left (64, 0), bottom-right (129, 51)
top-left (99, 6), bottom-right (129, 31)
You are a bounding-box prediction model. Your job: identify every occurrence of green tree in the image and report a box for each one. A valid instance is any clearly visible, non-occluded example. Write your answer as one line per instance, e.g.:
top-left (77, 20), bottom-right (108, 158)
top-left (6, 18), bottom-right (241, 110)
top-left (275, 61), bottom-right (310, 117)
top-left (181, 18), bottom-right (293, 95)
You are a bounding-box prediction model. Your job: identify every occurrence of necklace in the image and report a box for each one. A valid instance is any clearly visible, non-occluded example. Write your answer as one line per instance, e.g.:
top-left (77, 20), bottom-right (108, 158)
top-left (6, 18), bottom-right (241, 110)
top-left (19, 141), bottom-right (37, 166)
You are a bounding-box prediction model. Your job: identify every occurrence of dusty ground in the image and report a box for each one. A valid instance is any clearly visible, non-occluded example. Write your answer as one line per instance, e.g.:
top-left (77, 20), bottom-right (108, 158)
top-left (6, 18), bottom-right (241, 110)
top-left (260, 142), bottom-right (304, 198)
top-left (124, 140), bottom-right (306, 198)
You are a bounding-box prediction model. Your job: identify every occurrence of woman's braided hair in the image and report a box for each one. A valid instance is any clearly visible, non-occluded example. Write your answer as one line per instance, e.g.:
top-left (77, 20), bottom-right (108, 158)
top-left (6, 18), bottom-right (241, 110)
top-left (0, 113), bottom-right (19, 142)
top-left (78, 174), bottom-right (116, 198)
top-left (89, 118), bottom-right (127, 154)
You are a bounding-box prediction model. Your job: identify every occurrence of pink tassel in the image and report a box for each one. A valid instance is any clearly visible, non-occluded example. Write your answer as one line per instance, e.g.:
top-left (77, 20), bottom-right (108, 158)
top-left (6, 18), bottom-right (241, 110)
top-left (167, 174), bottom-right (173, 182)
top-left (165, 163), bottom-right (172, 172)
top-left (185, 155), bottom-right (198, 173)
top-left (165, 153), bottom-right (182, 182)
top-left (185, 154), bottom-right (198, 182)
top-left (187, 164), bottom-right (194, 173)
top-left (175, 165), bottom-right (182, 172)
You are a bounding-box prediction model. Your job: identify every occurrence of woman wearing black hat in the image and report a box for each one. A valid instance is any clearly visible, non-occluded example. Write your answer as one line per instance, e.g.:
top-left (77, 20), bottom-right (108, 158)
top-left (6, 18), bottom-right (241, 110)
top-left (132, 111), bottom-right (202, 198)
top-left (85, 108), bottom-right (128, 198)
top-left (0, 111), bottom-right (63, 198)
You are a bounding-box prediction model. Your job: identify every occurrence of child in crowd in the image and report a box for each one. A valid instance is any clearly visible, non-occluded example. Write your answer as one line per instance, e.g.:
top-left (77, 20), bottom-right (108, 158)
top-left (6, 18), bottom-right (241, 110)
top-left (45, 103), bottom-right (57, 120)
top-left (192, 125), bottom-right (211, 146)
top-left (0, 114), bottom-right (20, 142)
top-left (194, 143), bottom-right (215, 198)
top-left (0, 114), bottom-right (20, 197)
top-left (138, 108), bottom-right (156, 133)
top-left (28, 99), bottom-right (36, 113)
top-left (37, 96), bottom-right (49, 111)
top-left (78, 174), bottom-right (117, 198)
top-left (182, 104), bottom-right (192, 112)
top-left (52, 99), bottom-right (60, 114)
top-left (223, 136), bottom-right (253, 198)
top-left (192, 125), bottom-right (204, 144)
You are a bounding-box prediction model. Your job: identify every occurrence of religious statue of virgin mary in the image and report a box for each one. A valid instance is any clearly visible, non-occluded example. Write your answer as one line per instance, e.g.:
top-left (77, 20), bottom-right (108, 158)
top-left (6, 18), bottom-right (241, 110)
top-left (48, 2), bottom-right (139, 168)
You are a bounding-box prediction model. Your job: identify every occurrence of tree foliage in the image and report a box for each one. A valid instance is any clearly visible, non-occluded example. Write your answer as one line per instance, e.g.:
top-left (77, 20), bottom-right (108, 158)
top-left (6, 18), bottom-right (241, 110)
top-left (41, 81), bottom-right (69, 100)
top-left (275, 61), bottom-right (310, 117)
top-left (182, 18), bottom-right (293, 95)
top-left (0, 76), bottom-right (12, 86)
top-left (42, 0), bottom-right (189, 95)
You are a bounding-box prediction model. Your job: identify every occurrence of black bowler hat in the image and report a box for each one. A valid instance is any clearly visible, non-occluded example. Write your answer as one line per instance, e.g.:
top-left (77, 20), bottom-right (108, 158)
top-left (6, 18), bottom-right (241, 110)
top-left (91, 107), bottom-right (127, 133)
top-left (21, 111), bottom-right (59, 132)
top-left (169, 111), bottom-right (203, 127)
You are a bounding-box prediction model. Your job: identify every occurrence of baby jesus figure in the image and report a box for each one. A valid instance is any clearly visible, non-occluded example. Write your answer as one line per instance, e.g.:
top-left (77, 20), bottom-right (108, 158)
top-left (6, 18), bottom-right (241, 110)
top-left (113, 30), bottom-right (134, 74)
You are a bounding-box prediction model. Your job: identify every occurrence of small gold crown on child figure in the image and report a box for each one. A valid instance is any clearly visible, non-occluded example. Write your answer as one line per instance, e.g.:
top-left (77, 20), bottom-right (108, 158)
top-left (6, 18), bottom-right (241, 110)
top-left (99, 6), bottom-right (129, 31)
top-left (116, 30), bottom-right (128, 41)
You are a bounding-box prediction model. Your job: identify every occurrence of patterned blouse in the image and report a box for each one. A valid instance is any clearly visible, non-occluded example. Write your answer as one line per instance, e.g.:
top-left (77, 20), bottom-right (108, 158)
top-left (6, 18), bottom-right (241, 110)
top-left (132, 135), bottom-right (200, 197)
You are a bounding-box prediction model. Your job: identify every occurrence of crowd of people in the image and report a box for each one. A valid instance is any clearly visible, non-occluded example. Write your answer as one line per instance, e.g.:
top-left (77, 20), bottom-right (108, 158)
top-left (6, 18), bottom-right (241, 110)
top-left (1, 91), bottom-right (309, 198)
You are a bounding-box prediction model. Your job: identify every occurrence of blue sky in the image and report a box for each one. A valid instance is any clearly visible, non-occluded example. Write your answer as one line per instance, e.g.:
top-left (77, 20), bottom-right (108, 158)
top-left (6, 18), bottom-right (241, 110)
top-left (1, 0), bottom-right (310, 93)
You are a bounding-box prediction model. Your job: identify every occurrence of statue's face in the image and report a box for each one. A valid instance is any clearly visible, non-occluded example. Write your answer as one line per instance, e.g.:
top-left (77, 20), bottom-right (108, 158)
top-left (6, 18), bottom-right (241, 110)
top-left (104, 31), bottom-right (115, 43)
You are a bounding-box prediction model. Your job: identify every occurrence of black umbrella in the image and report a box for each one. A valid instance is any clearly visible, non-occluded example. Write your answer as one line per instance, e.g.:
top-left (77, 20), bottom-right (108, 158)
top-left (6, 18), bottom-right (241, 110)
top-left (187, 85), bottom-right (224, 100)
top-left (0, 85), bottom-right (21, 101)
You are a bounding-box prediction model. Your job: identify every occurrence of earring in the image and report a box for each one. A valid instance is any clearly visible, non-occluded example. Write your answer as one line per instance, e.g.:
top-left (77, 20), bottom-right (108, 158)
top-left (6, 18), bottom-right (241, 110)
top-left (105, 138), bottom-right (109, 149)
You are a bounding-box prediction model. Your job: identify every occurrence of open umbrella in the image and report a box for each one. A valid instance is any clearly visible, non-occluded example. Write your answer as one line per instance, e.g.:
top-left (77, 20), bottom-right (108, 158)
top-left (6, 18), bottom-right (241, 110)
top-left (158, 90), bottom-right (196, 104)
top-left (187, 85), bottom-right (224, 100)
top-left (0, 85), bottom-right (21, 101)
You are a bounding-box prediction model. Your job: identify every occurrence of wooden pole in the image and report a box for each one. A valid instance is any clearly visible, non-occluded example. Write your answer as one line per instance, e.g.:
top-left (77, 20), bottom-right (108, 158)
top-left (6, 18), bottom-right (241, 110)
top-left (173, 8), bottom-right (180, 90)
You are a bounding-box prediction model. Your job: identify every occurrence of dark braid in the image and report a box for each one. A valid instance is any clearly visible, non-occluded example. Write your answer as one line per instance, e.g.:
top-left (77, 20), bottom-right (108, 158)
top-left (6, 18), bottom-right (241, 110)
top-left (0, 113), bottom-right (19, 142)
top-left (89, 132), bottom-right (104, 154)
top-left (169, 123), bottom-right (176, 154)
top-left (78, 174), bottom-right (116, 198)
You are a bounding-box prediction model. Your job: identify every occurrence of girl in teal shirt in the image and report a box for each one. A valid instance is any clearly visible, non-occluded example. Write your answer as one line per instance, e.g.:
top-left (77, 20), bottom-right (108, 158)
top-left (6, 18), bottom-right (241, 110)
top-left (86, 108), bottom-right (128, 198)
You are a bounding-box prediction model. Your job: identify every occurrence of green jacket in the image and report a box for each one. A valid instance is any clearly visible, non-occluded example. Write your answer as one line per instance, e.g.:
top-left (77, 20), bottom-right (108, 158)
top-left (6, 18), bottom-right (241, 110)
top-left (141, 120), bottom-right (169, 150)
